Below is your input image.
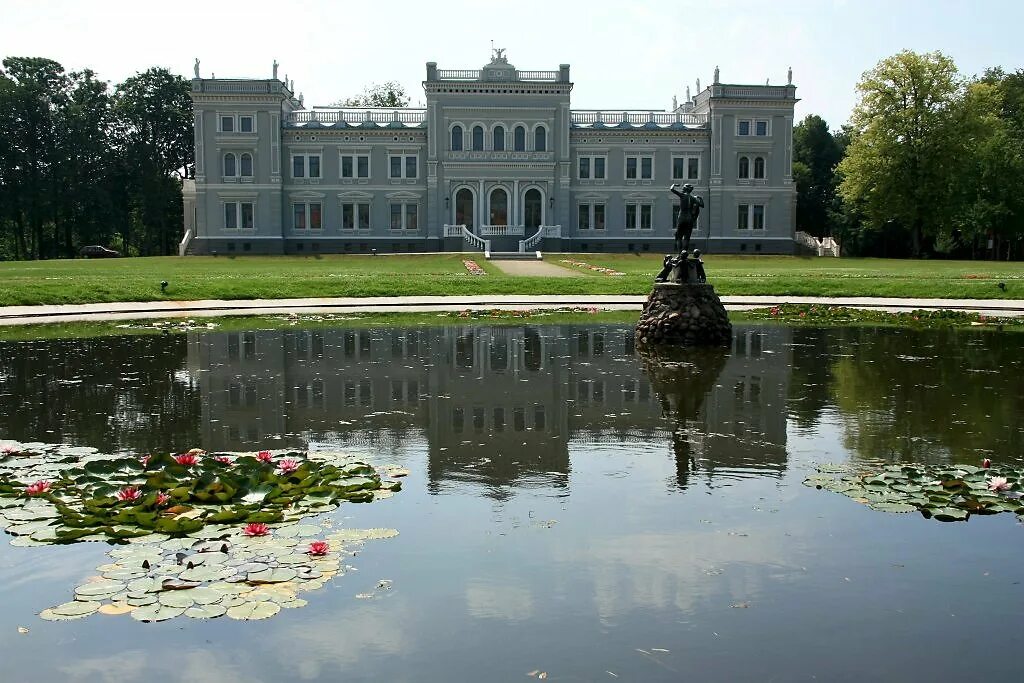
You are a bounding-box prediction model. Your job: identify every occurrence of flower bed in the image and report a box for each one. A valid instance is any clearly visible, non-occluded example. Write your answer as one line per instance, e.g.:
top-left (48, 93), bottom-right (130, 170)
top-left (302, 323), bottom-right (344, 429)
top-left (558, 259), bottom-right (625, 276)
top-left (463, 260), bottom-right (487, 276)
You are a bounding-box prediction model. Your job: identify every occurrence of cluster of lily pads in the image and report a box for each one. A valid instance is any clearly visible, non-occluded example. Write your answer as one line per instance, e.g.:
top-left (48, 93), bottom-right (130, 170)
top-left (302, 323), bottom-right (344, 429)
top-left (804, 461), bottom-right (1024, 522)
top-left (0, 441), bottom-right (406, 622)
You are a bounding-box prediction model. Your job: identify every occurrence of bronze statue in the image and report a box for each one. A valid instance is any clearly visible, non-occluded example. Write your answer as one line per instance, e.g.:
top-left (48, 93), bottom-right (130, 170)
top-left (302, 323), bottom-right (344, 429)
top-left (669, 183), bottom-right (704, 253)
top-left (692, 249), bottom-right (707, 283)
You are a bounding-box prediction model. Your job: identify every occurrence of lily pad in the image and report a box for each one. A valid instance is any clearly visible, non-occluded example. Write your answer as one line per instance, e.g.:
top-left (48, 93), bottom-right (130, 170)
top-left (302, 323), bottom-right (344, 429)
top-left (247, 568), bottom-right (297, 583)
top-left (40, 600), bottom-right (101, 620)
top-left (185, 603), bottom-right (227, 619)
top-left (131, 604), bottom-right (187, 622)
top-left (226, 601), bottom-right (280, 620)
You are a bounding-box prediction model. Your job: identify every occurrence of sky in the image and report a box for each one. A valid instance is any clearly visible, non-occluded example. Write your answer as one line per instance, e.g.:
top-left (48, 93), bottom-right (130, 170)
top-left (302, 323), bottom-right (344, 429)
top-left (0, 0), bottom-right (1020, 129)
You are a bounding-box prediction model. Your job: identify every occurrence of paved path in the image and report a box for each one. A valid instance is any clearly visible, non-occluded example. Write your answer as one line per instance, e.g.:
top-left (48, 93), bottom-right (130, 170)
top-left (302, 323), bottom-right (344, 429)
top-left (2, 295), bottom-right (1024, 326)
top-left (489, 260), bottom-right (580, 277)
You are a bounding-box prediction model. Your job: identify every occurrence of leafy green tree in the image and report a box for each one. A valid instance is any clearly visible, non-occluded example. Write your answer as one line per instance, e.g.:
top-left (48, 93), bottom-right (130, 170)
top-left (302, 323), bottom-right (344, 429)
top-left (333, 81), bottom-right (410, 108)
top-left (838, 50), bottom-right (965, 257)
top-left (792, 114), bottom-right (845, 236)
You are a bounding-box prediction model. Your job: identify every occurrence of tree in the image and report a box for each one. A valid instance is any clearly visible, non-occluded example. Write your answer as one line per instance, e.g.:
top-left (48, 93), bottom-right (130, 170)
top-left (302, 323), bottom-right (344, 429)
top-left (838, 50), bottom-right (965, 257)
top-left (792, 114), bottom-right (845, 236)
top-left (332, 81), bottom-right (410, 108)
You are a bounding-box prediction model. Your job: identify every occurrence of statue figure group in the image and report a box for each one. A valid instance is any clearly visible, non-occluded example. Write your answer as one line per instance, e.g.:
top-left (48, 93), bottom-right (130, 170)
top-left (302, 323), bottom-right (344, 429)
top-left (655, 183), bottom-right (707, 285)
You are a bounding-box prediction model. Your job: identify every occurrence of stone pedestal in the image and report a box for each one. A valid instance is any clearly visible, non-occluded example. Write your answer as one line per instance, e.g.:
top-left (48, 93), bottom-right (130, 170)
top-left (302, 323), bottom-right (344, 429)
top-left (635, 282), bottom-right (732, 347)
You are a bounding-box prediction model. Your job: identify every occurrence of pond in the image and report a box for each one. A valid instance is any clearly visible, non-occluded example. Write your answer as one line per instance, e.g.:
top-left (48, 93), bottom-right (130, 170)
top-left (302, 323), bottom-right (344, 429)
top-left (0, 320), bottom-right (1022, 681)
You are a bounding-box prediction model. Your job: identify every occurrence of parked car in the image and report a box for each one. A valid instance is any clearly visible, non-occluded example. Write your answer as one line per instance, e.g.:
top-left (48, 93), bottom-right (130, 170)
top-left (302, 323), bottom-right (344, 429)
top-left (79, 245), bottom-right (121, 258)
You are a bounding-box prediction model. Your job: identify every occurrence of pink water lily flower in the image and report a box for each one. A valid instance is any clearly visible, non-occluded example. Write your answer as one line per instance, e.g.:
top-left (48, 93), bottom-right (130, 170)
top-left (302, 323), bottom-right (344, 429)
top-left (276, 459), bottom-right (300, 475)
top-left (308, 541), bottom-right (330, 556)
top-left (257, 450), bottom-right (274, 463)
top-left (214, 455), bottom-right (232, 465)
top-left (1, 445), bottom-right (18, 455)
top-left (175, 453), bottom-right (199, 466)
top-left (25, 481), bottom-right (51, 496)
top-left (155, 491), bottom-right (171, 506)
top-left (982, 458), bottom-right (992, 469)
top-left (988, 476), bottom-right (1011, 492)
top-left (243, 522), bottom-right (270, 537)
top-left (139, 454), bottom-right (151, 466)
top-left (116, 486), bottom-right (142, 502)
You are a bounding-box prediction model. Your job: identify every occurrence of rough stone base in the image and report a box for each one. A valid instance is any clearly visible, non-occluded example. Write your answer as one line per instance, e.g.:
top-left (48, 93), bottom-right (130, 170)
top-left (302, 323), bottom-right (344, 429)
top-left (635, 283), bottom-right (732, 347)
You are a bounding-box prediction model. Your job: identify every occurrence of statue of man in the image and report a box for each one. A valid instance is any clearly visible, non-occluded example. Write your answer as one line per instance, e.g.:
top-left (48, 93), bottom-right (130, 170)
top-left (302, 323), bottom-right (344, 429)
top-left (193, 58), bottom-right (200, 78)
top-left (669, 183), bottom-right (704, 253)
top-left (273, 59), bottom-right (279, 79)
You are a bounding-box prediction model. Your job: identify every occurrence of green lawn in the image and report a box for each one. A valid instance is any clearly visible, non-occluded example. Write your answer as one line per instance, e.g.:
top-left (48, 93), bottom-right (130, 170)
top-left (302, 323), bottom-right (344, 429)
top-left (0, 253), bottom-right (1021, 306)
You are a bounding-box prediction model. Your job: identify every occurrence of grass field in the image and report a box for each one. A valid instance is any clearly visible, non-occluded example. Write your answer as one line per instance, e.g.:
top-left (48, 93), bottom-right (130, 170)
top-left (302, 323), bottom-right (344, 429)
top-left (0, 253), bottom-right (1022, 306)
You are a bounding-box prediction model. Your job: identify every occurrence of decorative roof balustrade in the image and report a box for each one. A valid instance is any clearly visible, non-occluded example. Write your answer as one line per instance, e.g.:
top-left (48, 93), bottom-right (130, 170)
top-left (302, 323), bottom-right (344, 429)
top-left (570, 110), bottom-right (709, 129)
top-left (287, 108), bottom-right (427, 128)
top-left (192, 79), bottom-right (292, 95)
top-left (433, 69), bottom-right (563, 82)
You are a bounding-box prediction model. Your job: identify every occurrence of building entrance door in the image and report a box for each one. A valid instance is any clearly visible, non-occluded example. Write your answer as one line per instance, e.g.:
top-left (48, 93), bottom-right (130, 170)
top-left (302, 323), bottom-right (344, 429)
top-left (524, 188), bottom-right (543, 232)
top-left (454, 188), bottom-right (475, 231)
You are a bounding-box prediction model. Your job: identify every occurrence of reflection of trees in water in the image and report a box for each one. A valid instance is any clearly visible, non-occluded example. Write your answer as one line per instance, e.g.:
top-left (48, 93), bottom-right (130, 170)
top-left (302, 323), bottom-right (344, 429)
top-left (787, 327), bottom-right (835, 428)
top-left (0, 335), bottom-right (202, 453)
top-left (827, 327), bottom-right (1024, 464)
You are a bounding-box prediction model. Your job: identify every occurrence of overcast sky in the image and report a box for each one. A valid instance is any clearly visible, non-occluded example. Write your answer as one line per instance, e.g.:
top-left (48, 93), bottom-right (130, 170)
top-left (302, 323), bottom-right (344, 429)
top-left (1, 0), bottom-right (1020, 129)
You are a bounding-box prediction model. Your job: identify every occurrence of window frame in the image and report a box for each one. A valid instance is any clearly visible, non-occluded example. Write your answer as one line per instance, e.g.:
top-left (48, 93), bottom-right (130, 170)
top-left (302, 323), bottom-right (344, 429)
top-left (737, 119), bottom-right (752, 136)
top-left (577, 202), bottom-right (606, 231)
top-left (239, 152), bottom-right (253, 178)
top-left (578, 155), bottom-right (607, 180)
top-left (223, 201), bottom-right (255, 230)
top-left (738, 156), bottom-right (750, 180)
top-left (672, 155), bottom-right (700, 181)
top-left (534, 124), bottom-right (547, 152)
top-left (624, 201), bottom-right (654, 230)
top-left (753, 156), bottom-right (766, 179)
top-left (341, 201), bottom-right (371, 231)
top-left (755, 119), bottom-right (769, 136)
top-left (291, 154), bottom-right (321, 179)
top-left (340, 153), bottom-right (371, 179)
top-left (388, 154), bottom-right (419, 179)
top-left (513, 125), bottom-right (526, 151)
top-left (389, 201), bottom-right (419, 231)
top-left (292, 202), bottom-right (323, 231)
top-left (625, 155), bottom-right (654, 181)
top-left (472, 125), bottom-right (484, 151)
top-left (239, 115), bottom-right (255, 133)
top-left (492, 125), bottom-right (505, 151)
top-left (223, 152), bottom-right (237, 177)
top-left (450, 124), bottom-right (464, 151)
top-left (737, 203), bottom-right (766, 230)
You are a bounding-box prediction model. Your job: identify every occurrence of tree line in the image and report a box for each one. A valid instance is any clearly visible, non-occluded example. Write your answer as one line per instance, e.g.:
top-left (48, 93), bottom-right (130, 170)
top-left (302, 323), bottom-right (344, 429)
top-left (1, 51), bottom-right (1022, 260)
top-left (0, 57), bottom-right (193, 259)
top-left (795, 50), bottom-right (1024, 259)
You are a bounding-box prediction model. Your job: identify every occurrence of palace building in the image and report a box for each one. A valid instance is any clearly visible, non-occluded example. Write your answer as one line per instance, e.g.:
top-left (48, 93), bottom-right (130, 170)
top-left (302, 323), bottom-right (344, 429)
top-left (181, 51), bottom-right (799, 256)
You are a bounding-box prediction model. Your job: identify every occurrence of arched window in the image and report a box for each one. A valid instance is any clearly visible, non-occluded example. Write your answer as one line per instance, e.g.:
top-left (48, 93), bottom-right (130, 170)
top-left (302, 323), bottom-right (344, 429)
top-left (514, 125), bottom-right (526, 151)
top-left (738, 156), bottom-right (749, 179)
top-left (492, 125), bottom-right (505, 151)
top-left (451, 125), bottom-right (463, 151)
top-left (472, 125), bottom-right (484, 151)
top-left (489, 188), bottom-right (508, 226)
top-left (240, 153), bottom-right (253, 177)
top-left (753, 156), bottom-right (765, 179)
top-left (223, 152), bottom-right (236, 177)
top-left (455, 188), bottom-right (474, 229)
top-left (534, 126), bottom-right (547, 152)
top-left (524, 188), bottom-right (543, 229)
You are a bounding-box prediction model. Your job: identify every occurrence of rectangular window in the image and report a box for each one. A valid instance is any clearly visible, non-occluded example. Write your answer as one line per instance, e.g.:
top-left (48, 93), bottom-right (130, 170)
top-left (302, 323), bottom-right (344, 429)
top-left (341, 154), bottom-right (371, 179)
top-left (594, 157), bottom-right (605, 179)
top-left (358, 203), bottom-right (370, 228)
top-left (390, 156), bottom-right (402, 178)
top-left (292, 155), bottom-right (320, 179)
top-left (594, 203), bottom-right (605, 230)
top-left (389, 203), bottom-right (418, 230)
top-left (357, 155), bottom-right (369, 178)
top-left (578, 203), bottom-right (605, 230)
top-left (626, 157), bottom-right (637, 179)
top-left (239, 115), bottom-right (254, 133)
top-left (224, 203), bottom-right (237, 229)
top-left (292, 156), bottom-right (305, 178)
top-left (310, 203), bottom-right (321, 230)
top-left (308, 156), bottom-right (320, 178)
top-left (641, 157), bottom-right (652, 179)
top-left (753, 204), bottom-right (765, 230)
top-left (640, 204), bottom-right (652, 230)
top-left (342, 203), bottom-right (354, 230)
top-left (579, 157), bottom-right (590, 179)
top-left (294, 204), bottom-right (306, 230)
top-left (578, 205), bottom-right (589, 231)
top-left (738, 204), bottom-right (749, 230)
top-left (405, 204), bottom-right (418, 230)
top-left (672, 157), bottom-right (685, 180)
top-left (241, 202), bottom-right (254, 230)
top-left (341, 156), bottom-right (353, 178)
top-left (687, 157), bottom-right (700, 180)
top-left (220, 115), bottom-right (234, 132)
top-left (755, 120), bottom-right (768, 136)
top-left (390, 203), bottom-right (402, 230)
top-left (405, 156), bottom-right (417, 179)
top-left (625, 204), bottom-right (637, 228)
top-left (738, 120), bottom-right (751, 136)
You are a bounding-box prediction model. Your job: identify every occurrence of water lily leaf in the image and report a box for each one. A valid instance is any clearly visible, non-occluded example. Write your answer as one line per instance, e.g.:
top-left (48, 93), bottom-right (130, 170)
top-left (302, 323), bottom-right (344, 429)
top-left (280, 598), bottom-right (308, 609)
top-left (241, 485), bottom-right (275, 504)
top-left (161, 578), bottom-right (202, 591)
top-left (131, 604), bottom-right (186, 622)
top-left (40, 600), bottom-right (101, 621)
top-left (179, 566), bottom-right (228, 582)
top-left (184, 587), bottom-right (224, 605)
top-left (247, 568), bottom-right (297, 584)
top-left (98, 602), bottom-right (134, 616)
top-left (74, 580), bottom-right (126, 599)
top-left (127, 594), bottom-right (158, 606)
top-left (158, 592), bottom-right (195, 609)
top-left (868, 502), bottom-right (917, 513)
top-left (185, 603), bottom-right (227, 619)
top-left (931, 507), bottom-right (969, 522)
top-left (226, 601), bottom-right (280, 620)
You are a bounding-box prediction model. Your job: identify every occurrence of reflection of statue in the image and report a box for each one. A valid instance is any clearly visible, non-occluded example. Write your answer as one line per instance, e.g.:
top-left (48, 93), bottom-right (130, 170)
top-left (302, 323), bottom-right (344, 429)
top-left (638, 345), bottom-right (729, 490)
top-left (193, 58), bottom-right (200, 78)
top-left (273, 59), bottom-right (279, 79)
top-left (669, 183), bottom-right (704, 253)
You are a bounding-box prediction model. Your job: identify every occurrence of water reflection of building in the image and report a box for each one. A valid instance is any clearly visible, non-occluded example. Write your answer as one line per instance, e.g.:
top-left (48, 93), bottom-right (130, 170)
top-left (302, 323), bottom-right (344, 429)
top-left (187, 323), bottom-right (790, 493)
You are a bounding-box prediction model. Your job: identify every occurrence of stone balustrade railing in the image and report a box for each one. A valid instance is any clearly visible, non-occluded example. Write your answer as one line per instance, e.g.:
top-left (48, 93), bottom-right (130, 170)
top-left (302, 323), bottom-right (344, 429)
top-left (570, 110), bottom-right (708, 126)
top-left (479, 225), bottom-right (525, 236)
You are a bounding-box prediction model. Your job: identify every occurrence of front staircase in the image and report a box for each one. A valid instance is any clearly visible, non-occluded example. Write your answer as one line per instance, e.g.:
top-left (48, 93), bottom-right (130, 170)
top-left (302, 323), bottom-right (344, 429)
top-left (443, 224), bottom-right (561, 260)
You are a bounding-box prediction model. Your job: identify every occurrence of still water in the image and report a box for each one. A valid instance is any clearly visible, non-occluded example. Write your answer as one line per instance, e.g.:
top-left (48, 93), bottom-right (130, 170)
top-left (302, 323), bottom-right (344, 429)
top-left (0, 322), bottom-right (1022, 682)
